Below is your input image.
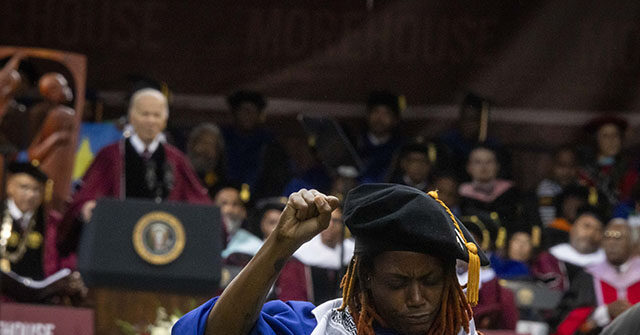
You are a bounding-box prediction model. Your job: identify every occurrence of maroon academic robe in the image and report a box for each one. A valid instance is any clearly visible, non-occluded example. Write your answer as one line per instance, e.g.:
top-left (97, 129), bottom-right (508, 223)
top-left (57, 140), bottom-right (211, 261)
top-left (554, 257), bottom-right (640, 335)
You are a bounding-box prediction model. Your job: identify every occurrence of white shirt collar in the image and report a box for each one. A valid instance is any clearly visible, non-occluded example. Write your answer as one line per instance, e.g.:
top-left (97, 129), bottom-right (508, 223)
top-left (403, 175), bottom-right (428, 190)
top-left (129, 133), bottom-right (163, 156)
top-left (367, 132), bottom-right (391, 146)
top-left (7, 199), bottom-right (34, 230)
top-left (619, 259), bottom-right (633, 273)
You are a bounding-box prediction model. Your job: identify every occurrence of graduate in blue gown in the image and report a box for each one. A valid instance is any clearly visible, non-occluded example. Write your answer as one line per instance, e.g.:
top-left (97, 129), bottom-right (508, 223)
top-left (173, 184), bottom-right (488, 335)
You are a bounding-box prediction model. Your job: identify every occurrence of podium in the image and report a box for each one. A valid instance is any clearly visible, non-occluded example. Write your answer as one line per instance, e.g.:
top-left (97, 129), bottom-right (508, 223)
top-left (77, 198), bottom-right (222, 334)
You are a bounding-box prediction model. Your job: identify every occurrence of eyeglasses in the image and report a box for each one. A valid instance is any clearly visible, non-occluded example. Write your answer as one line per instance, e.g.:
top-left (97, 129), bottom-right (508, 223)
top-left (604, 230), bottom-right (623, 239)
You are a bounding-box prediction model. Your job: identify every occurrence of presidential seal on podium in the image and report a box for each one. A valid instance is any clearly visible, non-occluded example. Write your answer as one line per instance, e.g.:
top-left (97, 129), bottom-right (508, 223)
top-left (132, 211), bottom-right (186, 265)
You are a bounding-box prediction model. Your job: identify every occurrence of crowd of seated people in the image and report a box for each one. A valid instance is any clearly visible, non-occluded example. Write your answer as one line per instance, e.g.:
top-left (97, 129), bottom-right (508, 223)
top-left (3, 76), bottom-right (640, 335)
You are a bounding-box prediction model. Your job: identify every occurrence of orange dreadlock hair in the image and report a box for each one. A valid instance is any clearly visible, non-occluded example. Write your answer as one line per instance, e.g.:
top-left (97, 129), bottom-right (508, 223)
top-left (337, 254), bottom-right (474, 335)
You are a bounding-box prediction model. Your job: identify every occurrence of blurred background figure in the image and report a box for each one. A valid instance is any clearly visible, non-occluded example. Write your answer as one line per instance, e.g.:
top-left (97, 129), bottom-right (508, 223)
top-left (459, 145), bottom-right (519, 226)
top-left (537, 147), bottom-right (579, 227)
top-left (187, 123), bottom-right (227, 198)
top-left (357, 91), bottom-right (405, 183)
top-left (533, 207), bottom-right (605, 292)
top-left (577, 116), bottom-right (629, 212)
top-left (222, 90), bottom-right (289, 202)
top-left (387, 137), bottom-right (434, 192)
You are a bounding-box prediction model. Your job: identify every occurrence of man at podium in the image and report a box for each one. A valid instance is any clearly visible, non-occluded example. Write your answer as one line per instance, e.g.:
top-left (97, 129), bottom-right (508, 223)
top-left (57, 88), bottom-right (211, 256)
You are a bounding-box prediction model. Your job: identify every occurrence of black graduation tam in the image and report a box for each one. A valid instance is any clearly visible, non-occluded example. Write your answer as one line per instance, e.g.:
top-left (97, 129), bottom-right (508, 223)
top-left (584, 115), bottom-right (628, 133)
top-left (255, 196), bottom-right (287, 217)
top-left (227, 90), bottom-right (267, 111)
top-left (399, 136), bottom-right (438, 165)
top-left (366, 91), bottom-right (401, 117)
top-left (575, 205), bottom-right (606, 226)
top-left (343, 183), bottom-right (488, 265)
top-left (8, 161), bottom-right (48, 183)
top-left (462, 92), bottom-right (489, 111)
top-left (343, 183), bottom-right (488, 305)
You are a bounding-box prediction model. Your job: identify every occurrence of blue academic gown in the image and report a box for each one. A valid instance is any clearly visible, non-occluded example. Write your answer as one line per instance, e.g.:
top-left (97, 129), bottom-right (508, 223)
top-left (172, 298), bottom-right (474, 335)
top-left (172, 297), bottom-right (317, 335)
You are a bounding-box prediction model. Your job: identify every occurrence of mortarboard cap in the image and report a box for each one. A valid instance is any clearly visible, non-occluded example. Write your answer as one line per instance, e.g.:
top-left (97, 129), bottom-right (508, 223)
top-left (227, 90), bottom-right (266, 112)
top-left (255, 196), bottom-right (287, 217)
top-left (366, 91), bottom-right (403, 117)
top-left (343, 183), bottom-right (489, 305)
top-left (8, 161), bottom-right (48, 184)
top-left (584, 115), bottom-right (628, 133)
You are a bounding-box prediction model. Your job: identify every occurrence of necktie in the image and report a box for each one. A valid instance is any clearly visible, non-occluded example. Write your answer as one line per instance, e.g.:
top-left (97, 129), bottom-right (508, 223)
top-left (142, 148), bottom-right (151, 161)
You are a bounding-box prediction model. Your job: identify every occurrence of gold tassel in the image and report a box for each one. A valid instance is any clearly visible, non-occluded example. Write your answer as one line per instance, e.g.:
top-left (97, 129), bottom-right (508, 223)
top-left (428, 191), bottom-right (480, 306)
top-left (481, 230), bottom-right (490, 251)
top-left (495, 226), bottom-right (506, 250)
top-left (428, 143), bottom-right (437, 164)
top-left (240, 183), bottom-right (251, 203)
top-left (44, 179), bottom-right (54, 203)
top-left (588, 187), bottom-right (598, 206)
top-left (398, 95), bottom-right (407, 113)
top-left (465, 242), bottom-right (480, 306)
top-left (532, 225), bottom-right (541, 247)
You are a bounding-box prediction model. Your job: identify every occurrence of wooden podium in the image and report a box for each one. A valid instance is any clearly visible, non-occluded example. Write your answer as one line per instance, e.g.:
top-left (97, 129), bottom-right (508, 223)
top-left (78, 198), bottom-right (223, 334)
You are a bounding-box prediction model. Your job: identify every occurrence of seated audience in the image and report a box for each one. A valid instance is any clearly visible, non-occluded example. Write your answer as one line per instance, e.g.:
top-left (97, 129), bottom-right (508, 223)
top-left (553, 219), bottom-right (640, 334)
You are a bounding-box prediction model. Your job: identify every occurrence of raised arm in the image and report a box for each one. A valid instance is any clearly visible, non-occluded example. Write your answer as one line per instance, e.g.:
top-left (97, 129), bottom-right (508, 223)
top-left (205, 189), bottom-right (339, 335)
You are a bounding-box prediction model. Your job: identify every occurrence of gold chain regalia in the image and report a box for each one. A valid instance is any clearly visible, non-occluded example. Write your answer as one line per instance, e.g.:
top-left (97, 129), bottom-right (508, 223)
top-left (0, 207), bottom-right (37, 272)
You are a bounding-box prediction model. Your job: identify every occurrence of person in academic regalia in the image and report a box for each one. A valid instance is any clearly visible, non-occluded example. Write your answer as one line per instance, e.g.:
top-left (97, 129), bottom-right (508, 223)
top-left (577, 116), bottom-right (629, 212)
top-left (215, 186), bottom-right (260, 261)
top-left (173, 184), bottom-right (489, 335)
top-left (222, 90), bottom-right (290, 201)
top-left (187, 123), bottom-right (227, 198)
top-left (386, 137), bottom-right (434, 193)
top-left (552, 219), bottom-right (640, 335)
top-left (489, 221), bottom-right (537, 281)
top-left (459, 145), bottom-right (519, 226)
top-left (532, 206), bottom-right (605, 292)
top-left (2, 162), bottom-right (54, 279)
top-left (537, 147), bottom-right (579, 227)
top-left (439, 93), bottom-right (508, 181)
top-left (56, 88), bottom-right (210, 257)
top-left (1, 161), bottom-right (86, 304)
top-left (357, 91), bottom-right (406, 184)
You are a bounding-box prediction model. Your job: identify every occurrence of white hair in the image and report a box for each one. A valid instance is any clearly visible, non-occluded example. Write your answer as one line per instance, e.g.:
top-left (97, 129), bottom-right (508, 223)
top-left (128, 88), bottom-right (169, 118)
